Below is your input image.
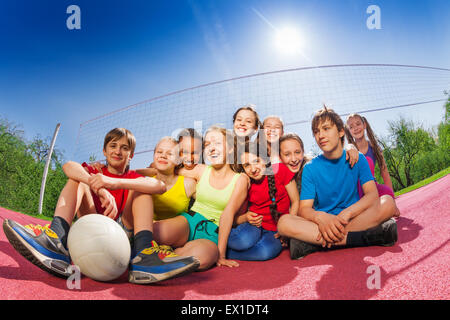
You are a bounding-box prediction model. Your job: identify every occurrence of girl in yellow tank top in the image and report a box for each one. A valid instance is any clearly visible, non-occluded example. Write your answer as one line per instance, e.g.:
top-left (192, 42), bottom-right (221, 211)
top-left (136, 137), bottom-right (196, 221)
top-left (152, 175), bottom-right (190, 221)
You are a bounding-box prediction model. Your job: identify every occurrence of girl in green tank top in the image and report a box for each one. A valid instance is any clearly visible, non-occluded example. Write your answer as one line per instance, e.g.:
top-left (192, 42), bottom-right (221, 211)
top-left (156, 126), bottom-right (249, 270)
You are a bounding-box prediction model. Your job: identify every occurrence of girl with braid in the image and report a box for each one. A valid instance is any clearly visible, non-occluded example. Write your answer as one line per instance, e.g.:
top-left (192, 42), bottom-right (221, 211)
top-left (227, 142), bottom-right (299, 261)
top-left (345, 114), bottom-right (400, 217)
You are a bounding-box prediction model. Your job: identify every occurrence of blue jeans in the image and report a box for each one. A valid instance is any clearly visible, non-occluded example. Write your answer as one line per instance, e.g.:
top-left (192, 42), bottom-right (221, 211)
top-left (226, 222), bottom-right (282, 261)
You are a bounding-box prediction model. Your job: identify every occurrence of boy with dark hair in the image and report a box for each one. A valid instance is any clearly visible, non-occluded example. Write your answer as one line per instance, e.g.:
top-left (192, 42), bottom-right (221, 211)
top-left (277, 107), bottom-right (397, 259)
top-left (3, 127), bottom-right (199, 284)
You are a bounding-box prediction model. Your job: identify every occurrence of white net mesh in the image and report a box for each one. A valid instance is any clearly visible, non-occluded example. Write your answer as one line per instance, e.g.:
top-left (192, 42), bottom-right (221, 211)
top-left (75, 64), bottom-right (450, 167)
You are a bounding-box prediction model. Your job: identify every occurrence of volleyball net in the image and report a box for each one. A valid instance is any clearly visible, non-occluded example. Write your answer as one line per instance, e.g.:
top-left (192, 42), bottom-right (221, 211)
top-left (74, 64), bottom-right (450, 168)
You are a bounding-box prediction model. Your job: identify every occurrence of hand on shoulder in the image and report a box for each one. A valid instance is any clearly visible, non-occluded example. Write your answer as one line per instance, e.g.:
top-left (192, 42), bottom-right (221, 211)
top-left (183, 176), bottom-right (197, 198)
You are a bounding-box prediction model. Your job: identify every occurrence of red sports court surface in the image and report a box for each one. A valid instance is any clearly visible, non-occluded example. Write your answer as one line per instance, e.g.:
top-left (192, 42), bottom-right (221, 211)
top-left (0, 175), bottom-right (449, 300)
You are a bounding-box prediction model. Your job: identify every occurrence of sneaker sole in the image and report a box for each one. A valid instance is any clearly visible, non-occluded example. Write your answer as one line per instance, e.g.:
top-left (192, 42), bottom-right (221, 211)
top-left (2, 220), bottom-right (72, 278)
top-left (128, 258), bottom-right (200, 284)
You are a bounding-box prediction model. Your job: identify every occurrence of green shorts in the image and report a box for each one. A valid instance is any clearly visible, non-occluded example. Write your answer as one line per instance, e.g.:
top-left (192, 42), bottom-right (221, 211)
top-left (181, 211), bottom-right (219, 245)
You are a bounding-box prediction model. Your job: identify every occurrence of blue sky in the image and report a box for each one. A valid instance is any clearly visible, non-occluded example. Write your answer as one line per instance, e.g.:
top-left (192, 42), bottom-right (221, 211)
top-left (0, 0), bottom-right (449, 168)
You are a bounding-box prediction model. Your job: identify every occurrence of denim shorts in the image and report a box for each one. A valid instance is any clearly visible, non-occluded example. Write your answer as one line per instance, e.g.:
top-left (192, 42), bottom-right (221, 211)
top-left (116, 215), bottom-right (133, 239)
top-left (181, 211), bottom-right (219, 245)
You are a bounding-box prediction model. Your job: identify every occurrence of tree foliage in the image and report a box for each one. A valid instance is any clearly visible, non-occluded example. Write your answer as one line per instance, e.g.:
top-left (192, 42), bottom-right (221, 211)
top-left (0, 118), bottom-right (67, 217)
top-left (380, 97), bottom-right (450, 191)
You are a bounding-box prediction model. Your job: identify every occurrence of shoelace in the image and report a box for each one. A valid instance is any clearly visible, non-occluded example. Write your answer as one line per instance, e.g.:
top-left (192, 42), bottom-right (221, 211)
top-left (158, 245), bottom-right (178, 258)
top-left (140, 241), bottom-right (178, 258)
top-left (24, 223), bottom-right (51, 236)
top-left (140, 246), bottom-right (159, 256)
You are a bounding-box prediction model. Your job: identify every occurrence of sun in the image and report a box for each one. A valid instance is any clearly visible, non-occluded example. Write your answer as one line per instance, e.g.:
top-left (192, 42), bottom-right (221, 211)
top-left (274, 26), bottom-right (302, 55)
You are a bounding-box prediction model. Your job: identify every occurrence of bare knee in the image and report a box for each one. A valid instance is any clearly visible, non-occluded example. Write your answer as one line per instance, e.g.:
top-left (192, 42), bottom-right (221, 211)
top-left (153, 217), bottom-right (189, 247)
top-left (176, 240), bottom-right (219, 271)
top-left (379, 195), bottom-right (396, 222)
top-left (277, 214), bottom-right (291, 236)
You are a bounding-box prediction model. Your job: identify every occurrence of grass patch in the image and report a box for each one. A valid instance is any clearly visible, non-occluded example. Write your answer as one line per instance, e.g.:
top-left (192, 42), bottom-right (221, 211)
top-left (395, 167), bottom-right (450, 197)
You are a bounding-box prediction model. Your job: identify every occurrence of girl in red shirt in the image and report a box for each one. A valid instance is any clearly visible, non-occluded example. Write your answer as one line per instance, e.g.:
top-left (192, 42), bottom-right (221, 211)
top-left (227, 142), bottom-right (299, 261)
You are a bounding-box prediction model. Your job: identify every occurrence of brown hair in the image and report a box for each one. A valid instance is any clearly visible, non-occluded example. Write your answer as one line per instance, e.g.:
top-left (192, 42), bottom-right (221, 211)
top-left (177, 128), bottom-right (203, 143)
top-left (239, 141), bottom-right (281, 223)
top-left (103, 128), bottom-right (136, 156)
top-left (231, 105), bottom-right (261, 172)
top-left (311, 105), bottom-right (345, 145)
top-left (279, 133), bottom-right (310, 194)
top-left (176, 128), bottom-right (204, 166)
top-left (103, 128), bottom-right (136, 172)
top-left (345, 113), bottom-right (385, 170)
top-left (232, 104), bottom-right (262, 132)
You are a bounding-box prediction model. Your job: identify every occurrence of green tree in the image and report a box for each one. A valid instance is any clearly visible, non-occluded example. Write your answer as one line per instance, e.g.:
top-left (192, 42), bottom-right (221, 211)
top-left (27, 134), bottom-right (64, 167)
top-left (0, 117), bottom-right (67, 217)
top-left (380, 117), bottom-right (436, 189)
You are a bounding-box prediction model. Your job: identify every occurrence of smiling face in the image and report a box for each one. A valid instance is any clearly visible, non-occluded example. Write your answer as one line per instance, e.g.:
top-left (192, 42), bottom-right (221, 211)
top-left (280, 138), bottom-right (304, 173)
top-left (103, 135), bottom-right (133, 173)
top-left (179, 136), bottom-right (202, 170)
top-left (153, 138), bottom-right (179, 173)
top-left (346, 115), bottom-right (366, 140)
top-left (233, 109), bottom-right (258, 138)
top-left (263, 117), bottom-right (284, 144)
top-left (240, 152), bottom-right (266, 181)
top-left (204, 130), bottom-right (228, 165)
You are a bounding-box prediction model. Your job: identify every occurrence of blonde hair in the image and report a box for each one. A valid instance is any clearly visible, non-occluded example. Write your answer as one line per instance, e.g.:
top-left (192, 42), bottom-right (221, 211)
top-left (204, 125), bottom-right (238, 171)
top-left (154, 136), bottom-right (178, 150)
top-left (262, 115), bottom-right (284, 131)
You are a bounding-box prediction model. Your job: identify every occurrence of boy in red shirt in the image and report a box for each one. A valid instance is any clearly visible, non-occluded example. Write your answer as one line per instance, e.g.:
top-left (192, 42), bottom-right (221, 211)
top-left (3, 128), bottom-right (199, 284)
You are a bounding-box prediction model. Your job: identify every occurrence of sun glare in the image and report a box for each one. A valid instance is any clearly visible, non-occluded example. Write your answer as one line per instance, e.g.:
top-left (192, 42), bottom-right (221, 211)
top-left (274, 27), bottom-right (302, 55)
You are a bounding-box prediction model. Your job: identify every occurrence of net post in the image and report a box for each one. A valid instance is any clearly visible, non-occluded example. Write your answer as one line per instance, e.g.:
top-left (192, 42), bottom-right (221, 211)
top-left (38, 123), bottom-right (61, 215)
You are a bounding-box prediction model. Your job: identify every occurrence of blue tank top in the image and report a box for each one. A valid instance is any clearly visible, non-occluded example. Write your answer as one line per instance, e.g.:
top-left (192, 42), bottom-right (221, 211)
top-left (364, 144), bottom-right (376, 166)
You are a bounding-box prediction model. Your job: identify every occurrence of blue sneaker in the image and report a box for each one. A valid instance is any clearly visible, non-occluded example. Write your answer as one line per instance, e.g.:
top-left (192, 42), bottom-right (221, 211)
top-left (129, 241), bottom-right (200, 284)
top-left (3, 219), bottom-right (72, 278)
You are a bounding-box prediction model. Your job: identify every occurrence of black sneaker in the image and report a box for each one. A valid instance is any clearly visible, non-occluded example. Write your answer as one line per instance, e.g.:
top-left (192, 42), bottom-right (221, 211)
top-left (3, 219), bottom-right (72, 278)
top-left (364, 218), bottom-right (398, 247)
top-left (289, 238), bottom-right (322, 260)
top-left (129, 240), bottom-right (200, 284)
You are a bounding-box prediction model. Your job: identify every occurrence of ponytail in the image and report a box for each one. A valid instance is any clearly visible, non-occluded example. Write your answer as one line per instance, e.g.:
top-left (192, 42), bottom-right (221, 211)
top-left (345, 114), bottom-right (385, 170)
top-left (361, 116), bottom-right (386, 170)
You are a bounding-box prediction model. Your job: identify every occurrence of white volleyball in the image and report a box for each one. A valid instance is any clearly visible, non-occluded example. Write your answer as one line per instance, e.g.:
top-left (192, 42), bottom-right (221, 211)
top-left (67, 214), bottom-right (131, 282)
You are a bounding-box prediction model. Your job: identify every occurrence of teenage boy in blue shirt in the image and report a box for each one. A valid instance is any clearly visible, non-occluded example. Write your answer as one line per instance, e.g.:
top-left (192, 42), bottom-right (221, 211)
top-left (277, 107), bottom-right (397, 259)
